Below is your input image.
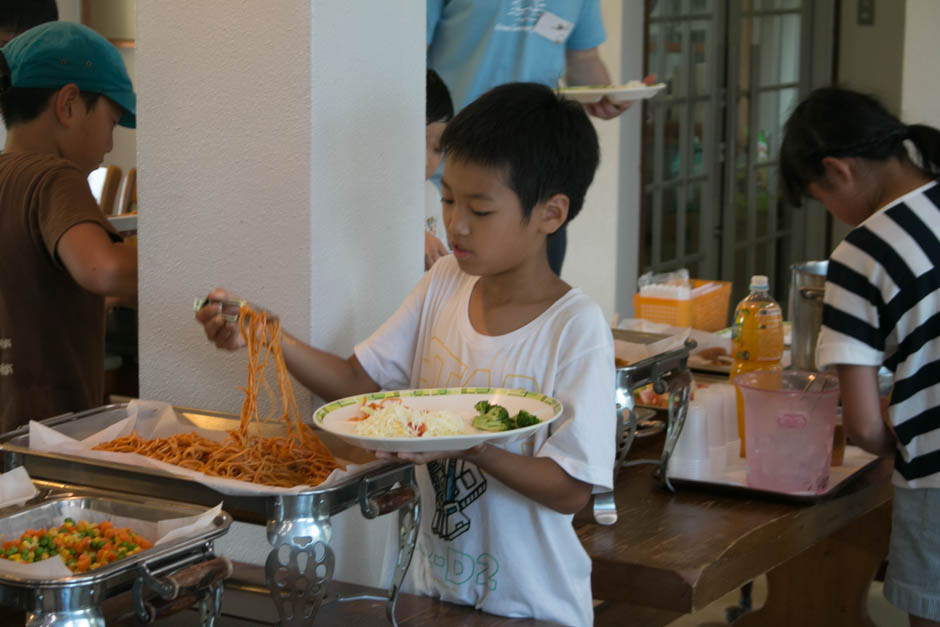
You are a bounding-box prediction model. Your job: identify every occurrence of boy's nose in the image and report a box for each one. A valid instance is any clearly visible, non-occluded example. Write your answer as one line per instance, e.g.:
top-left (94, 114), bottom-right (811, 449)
top-left (445, 205), bottom-right (470, 236)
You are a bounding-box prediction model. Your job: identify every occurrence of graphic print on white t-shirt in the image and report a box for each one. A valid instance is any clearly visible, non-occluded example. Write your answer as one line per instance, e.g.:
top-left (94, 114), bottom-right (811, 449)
top-left (419, 336), bottom-right (541, 392)
top-left (427, 458), bottom-right (487, 541)
top-left (420, 334), bottom-right (541, 543)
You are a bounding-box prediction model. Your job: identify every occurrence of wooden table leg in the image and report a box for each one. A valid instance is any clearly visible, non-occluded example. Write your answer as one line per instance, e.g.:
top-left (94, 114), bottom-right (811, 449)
top-left (733, 501), bottom-right (892, 627)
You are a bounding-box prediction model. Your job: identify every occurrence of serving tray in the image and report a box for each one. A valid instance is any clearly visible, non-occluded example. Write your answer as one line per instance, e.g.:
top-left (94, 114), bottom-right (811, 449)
top-left (667, 445), bottom-right (881, 503)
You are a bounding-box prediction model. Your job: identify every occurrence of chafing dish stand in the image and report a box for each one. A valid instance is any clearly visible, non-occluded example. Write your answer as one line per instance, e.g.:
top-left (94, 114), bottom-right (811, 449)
top-left (263, 463), bottom-right (420, 626)
top-left (593, 331), bottom-right (696, 525)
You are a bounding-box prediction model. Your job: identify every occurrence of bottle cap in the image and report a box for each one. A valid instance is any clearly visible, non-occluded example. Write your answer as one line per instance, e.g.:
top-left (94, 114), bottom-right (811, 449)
top-left (749, 275), bottom-right (769, 291)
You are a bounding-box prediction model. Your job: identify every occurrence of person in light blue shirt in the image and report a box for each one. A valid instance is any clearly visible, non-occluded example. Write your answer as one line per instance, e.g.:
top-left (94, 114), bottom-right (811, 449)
top-left (427, 0), bottom-right (630, 274)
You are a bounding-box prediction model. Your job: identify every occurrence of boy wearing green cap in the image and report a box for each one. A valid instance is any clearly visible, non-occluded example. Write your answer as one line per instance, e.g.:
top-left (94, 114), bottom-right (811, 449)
top-left (0, 22), bottom-right (137, 433)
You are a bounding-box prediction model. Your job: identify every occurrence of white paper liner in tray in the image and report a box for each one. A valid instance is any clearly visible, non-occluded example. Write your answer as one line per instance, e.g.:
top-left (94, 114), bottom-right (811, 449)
top-left (0, 467), bottom-right (38, 510)
top-left (0, 502), bottom-right (222, 580)
top-left (28, 400), bottom-right (382, 498)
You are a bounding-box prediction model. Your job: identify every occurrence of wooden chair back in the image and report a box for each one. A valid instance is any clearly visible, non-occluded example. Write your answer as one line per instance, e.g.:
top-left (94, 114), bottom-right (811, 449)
top-left (115, 167), bottom-right (137, 215)
top-left (87, 165), bottom-right (123, 215)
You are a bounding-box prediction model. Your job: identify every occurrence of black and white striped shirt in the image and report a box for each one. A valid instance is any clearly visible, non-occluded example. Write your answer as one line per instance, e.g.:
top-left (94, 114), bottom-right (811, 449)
top-left (816, 181), bottom-right (940, 488)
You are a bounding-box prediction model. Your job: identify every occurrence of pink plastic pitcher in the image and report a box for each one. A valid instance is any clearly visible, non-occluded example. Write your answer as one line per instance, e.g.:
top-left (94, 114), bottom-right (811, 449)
top-left (735, 370), bottom-right (839, 494)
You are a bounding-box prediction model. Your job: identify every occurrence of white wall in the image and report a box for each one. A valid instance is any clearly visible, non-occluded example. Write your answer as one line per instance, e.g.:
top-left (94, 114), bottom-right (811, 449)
top-left (901, 0), bottom-right (940, 128)
top-left (136, 1), bottom-right (422, 416)
top-left (564, 0), bottom-right (643, 321)
top-left (136, 0), bottom-right (423, 586)
top-left (837, 0), bottom-right (906, 115)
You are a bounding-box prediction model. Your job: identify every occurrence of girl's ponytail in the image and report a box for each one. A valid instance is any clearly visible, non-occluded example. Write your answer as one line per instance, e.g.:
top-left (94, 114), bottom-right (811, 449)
top-left (907, 124), bottom-right (940, 177)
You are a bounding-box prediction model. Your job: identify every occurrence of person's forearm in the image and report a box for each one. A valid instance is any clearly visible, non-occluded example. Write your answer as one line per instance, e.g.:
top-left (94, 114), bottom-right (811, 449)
top-left (280, 331), bottom-right (379, 402)
top-left (837, 364), bottom-right (897, 457)
top-left (565, 48), bottom-right (611, 86)
top-left (843, 408), bottom-right (896, 456)
top-left (461, 445), bottom-right (591, 514)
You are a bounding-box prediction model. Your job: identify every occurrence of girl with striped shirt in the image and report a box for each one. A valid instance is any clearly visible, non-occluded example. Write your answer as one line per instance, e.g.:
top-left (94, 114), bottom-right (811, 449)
top-left (781, 87), bottom-right (940, 626)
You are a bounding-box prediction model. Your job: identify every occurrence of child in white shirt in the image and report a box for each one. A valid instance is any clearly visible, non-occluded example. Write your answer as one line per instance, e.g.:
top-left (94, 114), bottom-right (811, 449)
top-left (197, 82), bottom-right (616, 626)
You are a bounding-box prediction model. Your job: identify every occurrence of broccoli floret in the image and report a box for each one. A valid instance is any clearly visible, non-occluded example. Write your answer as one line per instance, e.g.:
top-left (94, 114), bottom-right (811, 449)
top-left (472, 412), bottom-right (512, 432)
top-left (513, 410), bottom-right (540, 428)
top-left (472, 402), bottom-right (513, 431)
top-left (472, 402), bottom-right (540, 431)
top-left (488, 404), bottom-right (510, 421)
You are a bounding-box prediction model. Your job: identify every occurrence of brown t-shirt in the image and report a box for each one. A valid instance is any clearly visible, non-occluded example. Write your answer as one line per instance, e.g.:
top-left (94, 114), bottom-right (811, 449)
top-left (0, 152), bottom-right (120, 434)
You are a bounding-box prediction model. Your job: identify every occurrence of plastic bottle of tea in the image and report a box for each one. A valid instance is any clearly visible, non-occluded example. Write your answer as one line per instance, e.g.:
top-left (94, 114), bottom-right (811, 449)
top-left (729, 275), bottom-right (784, 457)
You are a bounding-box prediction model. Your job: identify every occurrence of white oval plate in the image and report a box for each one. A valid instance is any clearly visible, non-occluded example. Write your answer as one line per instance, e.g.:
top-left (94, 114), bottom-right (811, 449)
top-left (312, 388), bottom-right (563, 453)
top-left (560, 82), bottom-right (666, 103)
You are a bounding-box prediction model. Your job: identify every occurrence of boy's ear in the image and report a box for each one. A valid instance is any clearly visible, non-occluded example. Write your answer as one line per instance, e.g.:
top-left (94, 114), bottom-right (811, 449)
top-left (537, 193), bottom-right (569, 235)
top-left (52, 84), bottom-right (83, 126)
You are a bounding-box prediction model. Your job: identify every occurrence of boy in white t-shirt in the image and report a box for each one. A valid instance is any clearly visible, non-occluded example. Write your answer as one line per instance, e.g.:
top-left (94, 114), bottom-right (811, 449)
top-left (196, 82), bottom-right (616, 626)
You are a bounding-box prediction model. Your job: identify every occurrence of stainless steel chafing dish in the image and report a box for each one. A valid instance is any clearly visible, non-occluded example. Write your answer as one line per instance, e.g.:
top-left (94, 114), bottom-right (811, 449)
top-left (0, 404), bottom-right (420, 626)
top-left (0, 481), bottom-right (232, 626)
top-left (593, 329), bottom-right (696, 525)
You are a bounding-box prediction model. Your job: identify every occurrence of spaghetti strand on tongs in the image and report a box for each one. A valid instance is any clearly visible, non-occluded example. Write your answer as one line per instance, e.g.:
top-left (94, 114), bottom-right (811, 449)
top-left (95, 303), bottom-right (340, 487)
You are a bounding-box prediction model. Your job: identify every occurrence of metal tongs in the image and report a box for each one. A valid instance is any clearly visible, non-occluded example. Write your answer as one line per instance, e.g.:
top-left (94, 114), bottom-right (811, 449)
top-left (192, 296), bottom-right (277, 323)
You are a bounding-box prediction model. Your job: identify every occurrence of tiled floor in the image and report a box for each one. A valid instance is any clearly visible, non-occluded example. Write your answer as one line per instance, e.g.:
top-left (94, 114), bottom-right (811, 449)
top-left (666, 576), bottom-right (908, 626)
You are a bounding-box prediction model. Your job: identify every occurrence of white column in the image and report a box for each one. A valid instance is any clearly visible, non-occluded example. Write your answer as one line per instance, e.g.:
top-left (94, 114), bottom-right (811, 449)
top-left (136, 0), bottom-right (423, 587)
top-left (901, 0), bottom-right (940, 127)
top-left (563, 0), bottom-right (643, 320)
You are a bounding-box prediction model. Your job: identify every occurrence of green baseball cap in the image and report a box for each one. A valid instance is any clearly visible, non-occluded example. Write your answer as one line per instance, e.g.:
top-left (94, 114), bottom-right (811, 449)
top-left (1, 22), bottom-right (135, 128)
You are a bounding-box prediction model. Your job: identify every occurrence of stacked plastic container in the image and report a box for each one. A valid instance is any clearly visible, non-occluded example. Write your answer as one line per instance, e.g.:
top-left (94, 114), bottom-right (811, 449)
top-left (669, 383), bottom-right (740, 479)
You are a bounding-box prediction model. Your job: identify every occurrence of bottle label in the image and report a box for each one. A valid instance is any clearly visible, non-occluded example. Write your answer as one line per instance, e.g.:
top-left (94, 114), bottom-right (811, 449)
top-left (732, 302), bottom-right (783, 362)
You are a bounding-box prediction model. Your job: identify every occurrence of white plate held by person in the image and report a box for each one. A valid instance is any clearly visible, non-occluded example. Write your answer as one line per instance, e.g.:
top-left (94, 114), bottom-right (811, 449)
top-left (313, 387), bottom-right (563, 453)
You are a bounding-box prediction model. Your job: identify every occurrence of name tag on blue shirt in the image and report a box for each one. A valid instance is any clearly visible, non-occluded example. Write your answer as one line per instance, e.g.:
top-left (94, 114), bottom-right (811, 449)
top-left (533, 11), bottom-right (574, 45)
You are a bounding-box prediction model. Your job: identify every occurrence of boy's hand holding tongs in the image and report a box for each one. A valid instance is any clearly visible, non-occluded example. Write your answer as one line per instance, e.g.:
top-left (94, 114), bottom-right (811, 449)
top-left (193, 288), bottom-right (249, 351)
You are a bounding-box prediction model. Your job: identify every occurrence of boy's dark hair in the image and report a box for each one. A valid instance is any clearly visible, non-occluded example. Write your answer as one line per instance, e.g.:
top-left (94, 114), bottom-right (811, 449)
top-left (440, 82), bottom-right (599, 226)
top-left (0, 0), bottom-right (58, 34)
top-left (0, 87), bottom-right (100, 129)
top-left (780, 87), bottom-right (940, 206)
top-left (426, 69), bottom-right (453, 125)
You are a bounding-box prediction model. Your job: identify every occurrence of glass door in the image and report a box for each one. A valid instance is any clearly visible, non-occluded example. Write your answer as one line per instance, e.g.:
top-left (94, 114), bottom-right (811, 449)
top-left (643, 0), bottom-right (724, 280)
top-left (723, 0), bottom-right (808, 306)
top-left (641, 0), bottom-right (834, 311)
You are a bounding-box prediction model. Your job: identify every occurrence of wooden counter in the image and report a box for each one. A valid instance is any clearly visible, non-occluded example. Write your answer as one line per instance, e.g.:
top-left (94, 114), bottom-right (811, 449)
top-left (580, 435), bottom-right (894, 626)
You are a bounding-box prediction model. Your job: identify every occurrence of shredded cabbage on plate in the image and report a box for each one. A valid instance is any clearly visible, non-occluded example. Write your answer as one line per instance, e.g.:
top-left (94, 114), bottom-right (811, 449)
top-left (355, 401), bottom-right (465, 438)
